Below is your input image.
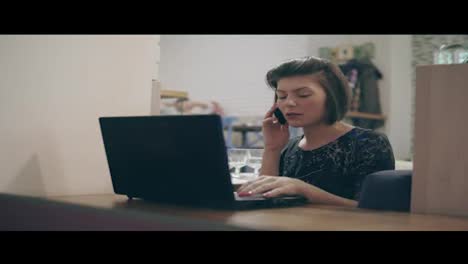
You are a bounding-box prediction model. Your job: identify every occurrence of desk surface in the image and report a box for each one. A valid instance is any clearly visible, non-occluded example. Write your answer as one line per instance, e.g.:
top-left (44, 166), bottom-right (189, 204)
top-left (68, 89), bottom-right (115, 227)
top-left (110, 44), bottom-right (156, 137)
top-left (48, 194), bottom-right (468, 231)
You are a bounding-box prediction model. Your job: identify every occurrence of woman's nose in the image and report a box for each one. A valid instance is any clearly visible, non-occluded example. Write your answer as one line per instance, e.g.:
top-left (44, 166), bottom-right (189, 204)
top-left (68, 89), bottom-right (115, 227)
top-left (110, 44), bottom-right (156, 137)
top-left (285, 97), bottom-right (297, 106)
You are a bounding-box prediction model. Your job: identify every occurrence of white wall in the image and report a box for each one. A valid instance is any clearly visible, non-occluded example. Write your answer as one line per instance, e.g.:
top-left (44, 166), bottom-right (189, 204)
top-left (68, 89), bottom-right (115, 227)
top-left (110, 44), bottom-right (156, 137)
top-left (0, 35), bottom-right (160, 197)
top-left (386, 35), bottom-right (413, 160)
top-left (160, 35), bottom-right (388, 117)
top-left (160, 35), bottom-right (320, 116)
top-left (159, 35), bottom-right (413, 160)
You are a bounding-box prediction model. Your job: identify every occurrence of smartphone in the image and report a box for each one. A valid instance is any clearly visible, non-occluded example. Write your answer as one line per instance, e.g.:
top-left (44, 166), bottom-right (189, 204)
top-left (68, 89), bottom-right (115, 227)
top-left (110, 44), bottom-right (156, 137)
top-left (273, 94), bottom-right (287, 125)
top-left (274, 108), bottom-right (287, 125)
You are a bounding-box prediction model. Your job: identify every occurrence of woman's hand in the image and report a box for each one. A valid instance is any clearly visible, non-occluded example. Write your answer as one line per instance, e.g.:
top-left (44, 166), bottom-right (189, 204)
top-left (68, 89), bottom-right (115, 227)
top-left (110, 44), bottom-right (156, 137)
top-left (237, 175), bottom-right (309, 199)
top-left (263, 103), bottom-right (289, 151)
top-left (236, 175), bottom-right (359, 207)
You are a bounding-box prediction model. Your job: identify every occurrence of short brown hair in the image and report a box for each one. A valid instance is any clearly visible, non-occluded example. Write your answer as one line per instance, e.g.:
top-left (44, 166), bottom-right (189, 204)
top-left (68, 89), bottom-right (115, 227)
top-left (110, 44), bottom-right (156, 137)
top-left (266, 56), bottom-right (351, 125)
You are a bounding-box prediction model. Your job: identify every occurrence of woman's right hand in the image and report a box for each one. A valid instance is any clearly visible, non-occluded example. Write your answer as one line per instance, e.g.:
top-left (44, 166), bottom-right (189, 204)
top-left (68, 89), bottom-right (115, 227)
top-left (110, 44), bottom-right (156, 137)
top-left (262, 103), bottom-right (290, 151)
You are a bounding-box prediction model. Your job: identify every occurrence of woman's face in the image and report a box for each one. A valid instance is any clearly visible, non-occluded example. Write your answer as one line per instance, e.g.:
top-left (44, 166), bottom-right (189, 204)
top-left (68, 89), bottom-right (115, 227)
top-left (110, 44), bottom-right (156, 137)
top-left (276, 74), bottom-right (327, 128)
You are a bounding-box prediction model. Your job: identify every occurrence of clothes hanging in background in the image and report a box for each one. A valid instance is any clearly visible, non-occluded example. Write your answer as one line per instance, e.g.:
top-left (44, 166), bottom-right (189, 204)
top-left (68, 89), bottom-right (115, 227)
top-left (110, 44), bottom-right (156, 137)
top-left (339, 58), bottom-right (384, 130)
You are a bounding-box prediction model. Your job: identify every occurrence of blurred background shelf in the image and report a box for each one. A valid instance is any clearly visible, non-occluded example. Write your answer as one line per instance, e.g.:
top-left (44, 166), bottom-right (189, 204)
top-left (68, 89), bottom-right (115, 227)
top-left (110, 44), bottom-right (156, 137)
top-left (346, 111), bottom-right (386, 120)
top-left (160, 90), bottom-right (189, 100)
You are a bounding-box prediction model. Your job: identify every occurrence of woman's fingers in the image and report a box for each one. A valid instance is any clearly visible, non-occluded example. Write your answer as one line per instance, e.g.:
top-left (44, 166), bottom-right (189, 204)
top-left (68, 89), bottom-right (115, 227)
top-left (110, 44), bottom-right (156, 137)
top-left (263, 187), bottom-right (288, 198)
top-left (237, 177), bottom-right (267, 193)
top-left (264, 102), bottom-right (278, 119)
top-left (249, 181), bottom-right (282, 195)
top-left (237, 176), bottom-right (275, 194)
top-left (263, 116), bottom-right (278, 126)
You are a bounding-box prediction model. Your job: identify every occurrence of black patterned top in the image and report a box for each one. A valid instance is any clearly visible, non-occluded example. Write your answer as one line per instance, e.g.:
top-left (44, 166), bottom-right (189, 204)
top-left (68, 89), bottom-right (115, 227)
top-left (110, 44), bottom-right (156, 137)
top-left (279, 127), bottom-right (395, 201)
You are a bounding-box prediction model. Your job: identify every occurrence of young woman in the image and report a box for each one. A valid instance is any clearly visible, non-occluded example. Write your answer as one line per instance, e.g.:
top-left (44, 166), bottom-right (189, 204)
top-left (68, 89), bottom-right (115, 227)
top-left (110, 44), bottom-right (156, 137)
top-left (237, 56), bottom-right (395, 207)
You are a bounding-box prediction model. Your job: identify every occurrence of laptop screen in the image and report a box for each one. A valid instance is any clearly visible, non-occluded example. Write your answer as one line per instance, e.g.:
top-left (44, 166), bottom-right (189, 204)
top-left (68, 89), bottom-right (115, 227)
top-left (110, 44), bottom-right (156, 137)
top-left (99, 115), bottom-right (235, 206)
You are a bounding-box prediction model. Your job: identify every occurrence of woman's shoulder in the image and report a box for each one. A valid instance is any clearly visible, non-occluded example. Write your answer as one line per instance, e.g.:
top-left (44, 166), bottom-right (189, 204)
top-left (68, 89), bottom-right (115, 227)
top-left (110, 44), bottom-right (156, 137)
top-left (281, 127), bottom-right (392, 155)
top-left (349, 127), bottom-right (393, 153)
top-left (349, 127), bottom-right (390, 143)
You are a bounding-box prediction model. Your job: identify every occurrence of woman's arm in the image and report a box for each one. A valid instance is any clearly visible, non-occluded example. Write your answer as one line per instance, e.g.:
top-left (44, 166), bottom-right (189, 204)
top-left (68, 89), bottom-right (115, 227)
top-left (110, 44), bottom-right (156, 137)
top-left (352, 132), bottom-right (395, 200)
top-left (259, 149), bottom-right (282, 176)
top-left (299, 183), bottom-right (358, 207)
top-left (260, 104), bottom-right (290, 175)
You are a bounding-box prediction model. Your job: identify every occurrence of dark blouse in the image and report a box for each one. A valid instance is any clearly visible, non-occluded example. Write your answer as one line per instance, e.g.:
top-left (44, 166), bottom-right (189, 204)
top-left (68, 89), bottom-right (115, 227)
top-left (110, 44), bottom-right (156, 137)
top-left (279, 127), bottom-right (395, 200)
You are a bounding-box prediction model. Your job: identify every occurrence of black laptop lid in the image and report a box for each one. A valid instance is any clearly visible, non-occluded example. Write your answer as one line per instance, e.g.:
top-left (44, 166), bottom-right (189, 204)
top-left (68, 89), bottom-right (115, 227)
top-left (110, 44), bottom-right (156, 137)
top-left (99, 115), bottom-right (235, 206)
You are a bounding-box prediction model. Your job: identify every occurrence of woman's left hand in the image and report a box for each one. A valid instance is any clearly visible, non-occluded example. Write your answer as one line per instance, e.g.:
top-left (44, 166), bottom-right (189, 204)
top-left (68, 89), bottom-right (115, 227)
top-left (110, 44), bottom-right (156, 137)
top-left (237, 175), bottom-right (309, 198)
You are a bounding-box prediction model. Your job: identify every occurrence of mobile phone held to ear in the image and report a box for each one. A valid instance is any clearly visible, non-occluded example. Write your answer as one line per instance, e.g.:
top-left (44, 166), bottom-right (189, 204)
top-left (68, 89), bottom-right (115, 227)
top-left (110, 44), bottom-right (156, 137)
top-left (274, 108), bottom-right (287, 125)
top-left (273, 93), bottom-right (287, 125)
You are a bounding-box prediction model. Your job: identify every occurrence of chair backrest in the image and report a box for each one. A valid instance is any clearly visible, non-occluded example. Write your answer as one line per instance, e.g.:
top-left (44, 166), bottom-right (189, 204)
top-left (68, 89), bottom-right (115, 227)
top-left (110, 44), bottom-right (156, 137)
top-left (358, 170), bottom-right (412, 212)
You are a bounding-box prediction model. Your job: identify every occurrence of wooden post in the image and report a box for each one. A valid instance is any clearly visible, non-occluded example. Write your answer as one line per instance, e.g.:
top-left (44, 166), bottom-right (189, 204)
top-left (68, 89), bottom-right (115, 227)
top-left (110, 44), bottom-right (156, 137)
top-left (412, 64), bottom-right (468, 217)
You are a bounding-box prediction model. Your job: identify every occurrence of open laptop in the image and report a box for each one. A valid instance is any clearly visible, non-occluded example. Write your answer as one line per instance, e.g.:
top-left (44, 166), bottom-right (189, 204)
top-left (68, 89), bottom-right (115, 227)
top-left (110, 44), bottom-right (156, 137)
top-left (98, 115), bottom-right (306, 210)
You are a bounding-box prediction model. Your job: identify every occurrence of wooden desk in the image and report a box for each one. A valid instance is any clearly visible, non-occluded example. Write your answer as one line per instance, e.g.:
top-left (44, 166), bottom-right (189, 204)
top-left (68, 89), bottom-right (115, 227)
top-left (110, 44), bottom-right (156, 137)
top-left (48, 194), bottom-right (468, 231)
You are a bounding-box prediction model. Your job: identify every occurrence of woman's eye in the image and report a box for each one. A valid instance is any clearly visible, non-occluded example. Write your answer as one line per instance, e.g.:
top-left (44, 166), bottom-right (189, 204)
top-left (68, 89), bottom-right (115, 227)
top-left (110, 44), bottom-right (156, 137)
top-left (277, 96), bottom-right (287, 100)
top-left (299, 94), bottom-right (311, 98)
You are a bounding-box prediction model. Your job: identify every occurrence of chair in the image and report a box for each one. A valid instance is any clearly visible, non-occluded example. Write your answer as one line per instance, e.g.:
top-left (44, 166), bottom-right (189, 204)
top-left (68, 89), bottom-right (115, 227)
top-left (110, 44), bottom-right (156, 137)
top-left (357, 170), bottom-right (412, 212)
